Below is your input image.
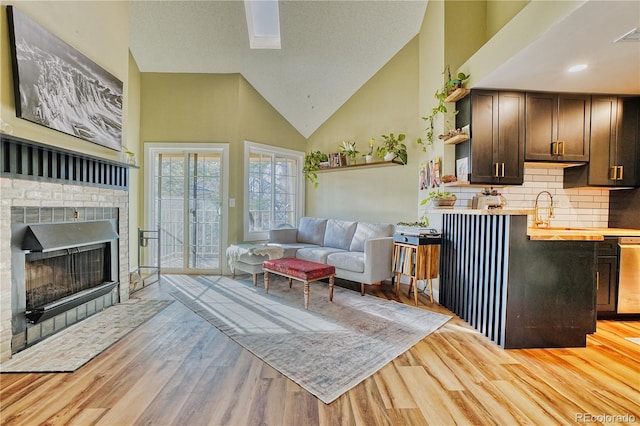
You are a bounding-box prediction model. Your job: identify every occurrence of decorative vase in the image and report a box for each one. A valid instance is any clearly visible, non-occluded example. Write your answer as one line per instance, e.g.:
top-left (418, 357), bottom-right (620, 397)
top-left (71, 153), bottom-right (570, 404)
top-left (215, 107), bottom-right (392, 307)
top-left (384, 152), bottom-right (395, 162)
top-left (365, 155), bottom-right (373, 163)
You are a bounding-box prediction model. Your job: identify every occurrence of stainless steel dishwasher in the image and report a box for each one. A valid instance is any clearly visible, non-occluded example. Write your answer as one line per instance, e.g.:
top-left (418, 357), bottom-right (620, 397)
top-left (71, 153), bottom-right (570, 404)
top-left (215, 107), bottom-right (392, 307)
top-left (617, 237), bottom-right (640, 314)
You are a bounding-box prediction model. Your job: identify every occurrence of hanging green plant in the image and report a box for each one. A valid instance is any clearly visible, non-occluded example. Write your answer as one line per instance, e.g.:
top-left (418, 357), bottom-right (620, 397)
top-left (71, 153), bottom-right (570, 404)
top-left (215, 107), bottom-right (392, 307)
top-left (417, 66), bottom-right (470, 151)
top-left (303, 150), bottom-right (328, 187)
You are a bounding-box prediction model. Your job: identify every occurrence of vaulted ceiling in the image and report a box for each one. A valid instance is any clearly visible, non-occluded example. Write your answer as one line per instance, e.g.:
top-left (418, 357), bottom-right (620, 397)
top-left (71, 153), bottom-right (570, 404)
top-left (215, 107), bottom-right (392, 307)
top-left (129, 1), bottom-right (640, 139)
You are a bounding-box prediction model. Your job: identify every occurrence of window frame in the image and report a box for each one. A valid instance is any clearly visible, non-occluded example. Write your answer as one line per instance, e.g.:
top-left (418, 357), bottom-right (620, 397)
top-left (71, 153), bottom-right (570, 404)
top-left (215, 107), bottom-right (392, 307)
top-left (243, 141), bottom-right (305, 241)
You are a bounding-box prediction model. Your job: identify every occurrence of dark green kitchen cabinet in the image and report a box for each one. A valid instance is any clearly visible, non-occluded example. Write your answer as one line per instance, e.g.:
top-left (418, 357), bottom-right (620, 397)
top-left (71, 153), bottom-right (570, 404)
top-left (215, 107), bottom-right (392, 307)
top-left (564, 96), bottom-right (640, 188)
top-left (455, 90), bottom-right (525, 185)
top-left (525, 92), bottom-right (591, 162)
top-left (596, 238), bottom-right (618, 316)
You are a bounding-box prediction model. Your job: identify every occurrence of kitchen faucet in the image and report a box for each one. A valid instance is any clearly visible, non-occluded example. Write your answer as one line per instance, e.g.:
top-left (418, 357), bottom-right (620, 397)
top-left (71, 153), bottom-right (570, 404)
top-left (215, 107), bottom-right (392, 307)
top-left (534, 191), bottom-right (554, 228)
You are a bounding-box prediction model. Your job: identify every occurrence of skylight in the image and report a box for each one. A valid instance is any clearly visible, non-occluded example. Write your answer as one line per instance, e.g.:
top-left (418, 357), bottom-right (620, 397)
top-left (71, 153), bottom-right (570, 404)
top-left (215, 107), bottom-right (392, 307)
top-left (244, 0), bottom-right (281, 49)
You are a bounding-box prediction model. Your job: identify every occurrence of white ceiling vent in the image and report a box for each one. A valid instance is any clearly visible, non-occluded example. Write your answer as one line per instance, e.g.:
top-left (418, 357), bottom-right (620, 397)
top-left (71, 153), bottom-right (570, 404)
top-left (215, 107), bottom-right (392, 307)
top-left (614, 27), bottom-right (640, 42)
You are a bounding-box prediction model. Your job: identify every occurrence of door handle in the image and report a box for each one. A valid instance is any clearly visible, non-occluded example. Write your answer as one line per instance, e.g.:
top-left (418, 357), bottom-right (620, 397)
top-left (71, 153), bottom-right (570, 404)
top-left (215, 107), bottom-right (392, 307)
top-left (596, 271), bottom-right (599, 290)
top-left (501, 163), bottom-right (505, 178)
top-left (494, 163), bottom-right (499, 178)
top-left (558, 141), bottom-right (565, 156)
top-left (551, 141), bottom-right (558, 155)
top-left (611, 166), bottom-right (618, 181)
top-left (618, 166), bottom-right (624, 180)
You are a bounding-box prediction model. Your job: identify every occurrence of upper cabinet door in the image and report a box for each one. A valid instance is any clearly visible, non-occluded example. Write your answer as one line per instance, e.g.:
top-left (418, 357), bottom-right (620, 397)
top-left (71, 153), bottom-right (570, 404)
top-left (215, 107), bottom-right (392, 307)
top-left (525, 92), bottom-right (590, 162)
top-left (588, 96), bottom-right (618, 185)
top-left (616, 97), bottom-right (640, 187)
top-left (496, 91), bottom-right (525, 185)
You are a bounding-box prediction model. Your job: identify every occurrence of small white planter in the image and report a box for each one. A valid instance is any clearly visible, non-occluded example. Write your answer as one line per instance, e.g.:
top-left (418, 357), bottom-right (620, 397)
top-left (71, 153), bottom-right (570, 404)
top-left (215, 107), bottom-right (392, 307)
top-left (384, 152), bottom-right (395, 162)
top-left (365, 155), bottom-right (373, 163)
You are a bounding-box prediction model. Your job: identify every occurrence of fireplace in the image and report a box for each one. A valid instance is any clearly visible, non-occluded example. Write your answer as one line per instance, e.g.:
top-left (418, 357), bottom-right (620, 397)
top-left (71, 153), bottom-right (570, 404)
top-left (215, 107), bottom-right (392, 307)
top-left (1, 134), bottom-right (132, 361)
top-left (10, 218), bottom-right (120, 351)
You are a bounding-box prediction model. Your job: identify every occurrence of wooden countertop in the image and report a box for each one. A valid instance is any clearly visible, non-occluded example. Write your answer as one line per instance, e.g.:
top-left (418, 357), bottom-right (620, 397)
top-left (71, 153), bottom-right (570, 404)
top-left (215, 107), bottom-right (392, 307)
top-left (527, 227), bottom-right (640, 241)
top-left (425, 208), bottom-right (534, 216)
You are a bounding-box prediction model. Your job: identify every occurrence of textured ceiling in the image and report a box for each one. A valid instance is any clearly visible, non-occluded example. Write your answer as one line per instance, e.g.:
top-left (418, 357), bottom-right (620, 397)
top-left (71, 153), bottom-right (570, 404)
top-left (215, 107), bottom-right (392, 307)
top-left (130, 1), bottom-right (640, 139)
top-left (129, 0), bottom-right (428, 138)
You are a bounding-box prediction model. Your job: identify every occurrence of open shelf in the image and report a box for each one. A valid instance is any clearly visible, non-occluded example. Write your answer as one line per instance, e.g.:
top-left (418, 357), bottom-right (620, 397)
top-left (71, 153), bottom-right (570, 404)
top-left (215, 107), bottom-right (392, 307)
top-left (443, 134), bottom-right (470, 145)
top-left (445, 88), bottom-right (470, 103)
top-left (316, 159), bottom-right (404, 172)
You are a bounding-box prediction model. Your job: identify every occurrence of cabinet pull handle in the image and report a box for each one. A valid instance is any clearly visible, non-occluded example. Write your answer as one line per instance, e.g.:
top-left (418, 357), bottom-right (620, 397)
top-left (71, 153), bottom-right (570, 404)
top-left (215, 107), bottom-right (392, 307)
top-left (494, 163), bottom-right (499, 177)
top-left (618, 166), bottom-right (624, 180)
top-left (501, 163), bottom-right (505, 178)
top-left (611, 166), bottom-right (618, 180)
top-left (559, 141), bottom-right (565, 156)
top-left (551, 141), bottom-right (558, 155)
top-left (596, 271), bottom-right (599, 290)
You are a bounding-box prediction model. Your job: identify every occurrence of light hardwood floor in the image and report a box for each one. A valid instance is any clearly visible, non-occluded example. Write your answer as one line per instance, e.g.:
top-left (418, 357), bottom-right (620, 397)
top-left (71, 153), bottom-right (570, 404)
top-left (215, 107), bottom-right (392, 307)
top-left (1, 276), bottom-right (639, 425)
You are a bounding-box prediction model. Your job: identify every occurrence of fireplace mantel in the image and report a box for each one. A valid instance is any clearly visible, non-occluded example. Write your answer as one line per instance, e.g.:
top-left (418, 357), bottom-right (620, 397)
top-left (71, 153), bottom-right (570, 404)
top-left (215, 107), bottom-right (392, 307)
top-left (1, 134), bottom-right (134, 190)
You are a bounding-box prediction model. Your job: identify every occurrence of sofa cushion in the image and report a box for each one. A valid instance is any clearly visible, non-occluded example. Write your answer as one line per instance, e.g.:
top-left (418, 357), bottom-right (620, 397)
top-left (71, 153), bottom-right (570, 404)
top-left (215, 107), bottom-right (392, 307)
top-left (297, 217), bottom-right (328, 246)
top-left (349, 222), bottom-right (395, 252)
top-left (296, 247), bottom-right (345, 264)
top-left (323, 219), bottom-right (357, 250)
top-left (327, 251), bottom-right (364, 273)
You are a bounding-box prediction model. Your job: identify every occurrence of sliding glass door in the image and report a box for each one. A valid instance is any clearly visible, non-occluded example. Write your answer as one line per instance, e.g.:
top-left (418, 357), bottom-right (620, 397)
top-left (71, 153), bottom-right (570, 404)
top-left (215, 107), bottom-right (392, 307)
top-left (146, 145), bottom-right (228, 274)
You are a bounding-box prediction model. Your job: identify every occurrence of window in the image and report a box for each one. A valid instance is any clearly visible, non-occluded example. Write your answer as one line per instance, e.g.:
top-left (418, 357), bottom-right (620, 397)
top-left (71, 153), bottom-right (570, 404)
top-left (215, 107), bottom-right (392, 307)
top-left (244, 142), bottom-right (304, 241)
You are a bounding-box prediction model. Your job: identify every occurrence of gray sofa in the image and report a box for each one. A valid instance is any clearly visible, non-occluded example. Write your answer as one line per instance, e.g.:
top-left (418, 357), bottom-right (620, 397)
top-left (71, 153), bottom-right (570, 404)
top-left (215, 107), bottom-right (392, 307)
top-left (268, 217), bottom-right (395, 295)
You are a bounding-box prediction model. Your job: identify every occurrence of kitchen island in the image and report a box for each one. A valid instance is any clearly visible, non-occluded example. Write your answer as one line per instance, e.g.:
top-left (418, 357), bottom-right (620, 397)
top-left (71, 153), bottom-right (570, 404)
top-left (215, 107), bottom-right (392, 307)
top-left (436, 209), bottom-right (598, 349)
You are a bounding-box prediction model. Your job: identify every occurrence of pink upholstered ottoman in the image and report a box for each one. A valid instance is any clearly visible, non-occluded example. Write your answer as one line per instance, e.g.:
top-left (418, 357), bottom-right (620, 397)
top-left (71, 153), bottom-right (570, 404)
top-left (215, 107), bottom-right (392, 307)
top-left (263, 258), bottom-right (336, 309)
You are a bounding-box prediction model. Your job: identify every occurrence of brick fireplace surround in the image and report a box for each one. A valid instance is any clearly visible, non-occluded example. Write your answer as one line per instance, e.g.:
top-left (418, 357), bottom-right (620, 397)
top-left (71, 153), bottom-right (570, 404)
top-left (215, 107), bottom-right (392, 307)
top-left (0, 138), bottom-right (132, 362)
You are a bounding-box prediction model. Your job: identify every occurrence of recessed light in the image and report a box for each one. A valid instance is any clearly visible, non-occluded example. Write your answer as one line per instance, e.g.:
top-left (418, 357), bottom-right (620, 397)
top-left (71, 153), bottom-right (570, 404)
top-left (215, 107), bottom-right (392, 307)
top-left (567, 64), bottom-right (588, 73)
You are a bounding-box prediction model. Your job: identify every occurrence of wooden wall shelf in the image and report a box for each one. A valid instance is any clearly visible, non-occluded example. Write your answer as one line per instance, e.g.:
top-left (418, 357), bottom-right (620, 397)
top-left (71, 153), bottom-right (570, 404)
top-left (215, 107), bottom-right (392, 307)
top-left (445, 88), bottom-right (470, 103)
top-left (443, 134), bottom-right (470, 145)
top-left (316, 159), bottom-right (404, 173)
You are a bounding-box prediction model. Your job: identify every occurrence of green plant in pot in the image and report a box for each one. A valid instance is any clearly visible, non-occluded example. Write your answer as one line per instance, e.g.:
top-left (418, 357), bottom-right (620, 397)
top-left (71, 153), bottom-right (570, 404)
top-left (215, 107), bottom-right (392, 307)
top-left (303, 150), bottom-right (328, 187)
top-left (339, 140), bottom-right (359, 165)
top-left (420, 189), bottom-right (457, 207)
top-left (443, 65), bottom-right (470, 96)
top-left (375, 133), bottom-right (407, 165)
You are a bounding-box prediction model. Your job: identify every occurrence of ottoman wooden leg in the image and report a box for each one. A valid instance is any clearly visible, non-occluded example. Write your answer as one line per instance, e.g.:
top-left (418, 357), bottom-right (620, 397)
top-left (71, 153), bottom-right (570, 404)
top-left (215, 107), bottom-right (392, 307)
top-left (304, 280), bottom-right (310, 309)
top-left (252, 273), bottom-right (257, 287)
top-left (329, 275), bottom-right (334, 301)
top-left (289, 277), bottom-right (293, 288)
top-left (264, 271), bottom-right (270, 293)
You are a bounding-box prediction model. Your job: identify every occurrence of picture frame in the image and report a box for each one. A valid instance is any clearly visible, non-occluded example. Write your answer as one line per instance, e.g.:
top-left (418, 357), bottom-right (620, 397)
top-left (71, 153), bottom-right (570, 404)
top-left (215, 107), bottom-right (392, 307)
top-left (7, 6), bottom-right (123, 151)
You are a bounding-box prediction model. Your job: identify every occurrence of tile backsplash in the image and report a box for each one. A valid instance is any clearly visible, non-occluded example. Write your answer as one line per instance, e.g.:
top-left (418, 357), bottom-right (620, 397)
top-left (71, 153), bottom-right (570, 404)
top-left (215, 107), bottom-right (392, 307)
top-left (434, 166), bottom-right (610, 228)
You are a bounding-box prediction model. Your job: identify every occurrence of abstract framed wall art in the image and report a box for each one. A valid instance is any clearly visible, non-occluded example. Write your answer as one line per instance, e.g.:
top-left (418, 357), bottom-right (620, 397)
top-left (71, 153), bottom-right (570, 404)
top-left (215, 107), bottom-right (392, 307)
top-left (7, 6), bottom-right (123, 151)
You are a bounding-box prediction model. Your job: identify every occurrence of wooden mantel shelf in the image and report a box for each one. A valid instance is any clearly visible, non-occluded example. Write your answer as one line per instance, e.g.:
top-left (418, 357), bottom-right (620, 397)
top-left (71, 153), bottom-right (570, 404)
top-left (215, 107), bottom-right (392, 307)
top-left (316, 159), bottom-right (404, 173)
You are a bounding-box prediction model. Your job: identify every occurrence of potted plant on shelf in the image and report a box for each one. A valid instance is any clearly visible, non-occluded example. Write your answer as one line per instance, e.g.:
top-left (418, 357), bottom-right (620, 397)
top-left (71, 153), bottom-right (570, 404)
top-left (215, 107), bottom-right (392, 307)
top-left (375, 133), bottom-right (408, 165)
top-left (339, 140), bottom-right (359, 165)
top-left (363, 138), bottom-right (375, 163)
top-left (443, 65), bottom-right (470, 96)
top-left (303, 150), bottom-right (329, 187)
top-left (420, 189), bottom-right (457, 207)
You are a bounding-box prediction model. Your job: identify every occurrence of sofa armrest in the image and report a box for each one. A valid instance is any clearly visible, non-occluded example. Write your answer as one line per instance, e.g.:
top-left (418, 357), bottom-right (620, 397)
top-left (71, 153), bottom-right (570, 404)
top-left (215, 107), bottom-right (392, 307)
top-left (269, 228), bottom-right (298, 244)
top-left (363, 237), bottom-right (394, 283)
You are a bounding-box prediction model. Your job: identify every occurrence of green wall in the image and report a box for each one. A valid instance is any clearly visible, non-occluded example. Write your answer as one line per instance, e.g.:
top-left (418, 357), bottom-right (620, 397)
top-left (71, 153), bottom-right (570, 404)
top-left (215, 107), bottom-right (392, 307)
top-left (139, 73), bottom-right (306, 245)
top-left (305, 37), bottom-right (423, 224)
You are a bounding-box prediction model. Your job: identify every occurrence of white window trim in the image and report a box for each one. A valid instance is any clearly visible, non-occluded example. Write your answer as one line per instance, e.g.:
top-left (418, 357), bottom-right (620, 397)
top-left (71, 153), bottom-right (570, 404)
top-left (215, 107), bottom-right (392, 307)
top-left (244, 141), bottom-right (305, 242)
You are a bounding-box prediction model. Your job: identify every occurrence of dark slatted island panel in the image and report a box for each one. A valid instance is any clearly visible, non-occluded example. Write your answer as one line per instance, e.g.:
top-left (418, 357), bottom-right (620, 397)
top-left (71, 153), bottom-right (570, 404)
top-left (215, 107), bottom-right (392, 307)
top-left (440, 212), bottom-right (597, 349)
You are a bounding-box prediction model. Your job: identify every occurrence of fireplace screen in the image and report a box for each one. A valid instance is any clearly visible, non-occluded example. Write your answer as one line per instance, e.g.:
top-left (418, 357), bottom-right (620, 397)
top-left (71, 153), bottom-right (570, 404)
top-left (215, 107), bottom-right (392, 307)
top-left (25, 243), bottom-right (109, 310)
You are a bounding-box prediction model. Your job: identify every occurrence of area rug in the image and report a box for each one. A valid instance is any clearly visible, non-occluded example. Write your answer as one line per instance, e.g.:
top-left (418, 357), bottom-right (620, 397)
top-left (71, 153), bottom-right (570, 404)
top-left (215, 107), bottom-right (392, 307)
top-left (626, 337), bottom-right (640, 346)
top-left (0, 299), bottom-right (172, 373)
top-left (165, 274), bottom-right (451, 404)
